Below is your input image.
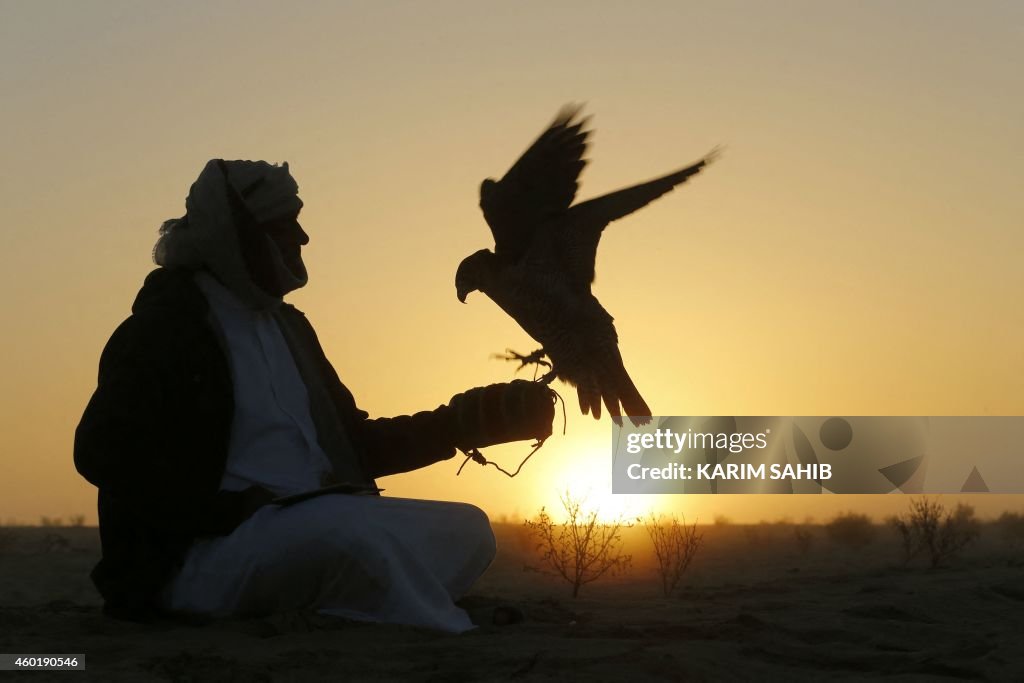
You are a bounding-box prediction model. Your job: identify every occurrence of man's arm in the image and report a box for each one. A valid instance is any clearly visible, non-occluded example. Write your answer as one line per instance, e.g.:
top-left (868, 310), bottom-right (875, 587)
top-left (281, 306), bottom-right (556, 479)
top-left (355, 406), bottom-right (461, 478)
top-left (353, 382), bottom-right (556, 478)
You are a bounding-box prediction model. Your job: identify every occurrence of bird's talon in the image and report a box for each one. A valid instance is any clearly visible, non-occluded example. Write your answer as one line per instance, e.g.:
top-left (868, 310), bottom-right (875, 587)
top-left (496, 348), bottom-right (550, 371)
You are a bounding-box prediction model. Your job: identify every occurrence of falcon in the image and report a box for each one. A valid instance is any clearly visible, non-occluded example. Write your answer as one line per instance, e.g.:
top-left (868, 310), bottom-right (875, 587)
top-left (455, 105), bottom-right (717, 426)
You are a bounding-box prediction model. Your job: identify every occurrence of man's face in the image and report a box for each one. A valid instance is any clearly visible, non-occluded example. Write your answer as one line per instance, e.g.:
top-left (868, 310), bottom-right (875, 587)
top-left (238, 209), bottom-right (309, 297)
top-left (261, 211), bottom-right (309, 276)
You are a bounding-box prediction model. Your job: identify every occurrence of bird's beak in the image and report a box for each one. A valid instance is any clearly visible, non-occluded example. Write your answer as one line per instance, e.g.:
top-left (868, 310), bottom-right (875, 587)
top-left (456, 287), bottom-right (469, 304)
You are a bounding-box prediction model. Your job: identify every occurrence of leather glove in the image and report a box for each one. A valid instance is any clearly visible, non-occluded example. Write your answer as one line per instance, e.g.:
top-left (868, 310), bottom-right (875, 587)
top-left (448, 380), bottom-right (556, 452)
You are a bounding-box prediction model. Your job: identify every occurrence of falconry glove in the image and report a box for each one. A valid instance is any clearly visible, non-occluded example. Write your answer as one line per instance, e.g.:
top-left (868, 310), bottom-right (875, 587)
top-left (447, 380), bottom-right (555, 452)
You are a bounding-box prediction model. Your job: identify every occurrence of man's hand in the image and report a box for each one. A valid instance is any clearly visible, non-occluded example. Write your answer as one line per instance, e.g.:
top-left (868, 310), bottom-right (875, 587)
top-left (448, 379), bottom-right (556, 451)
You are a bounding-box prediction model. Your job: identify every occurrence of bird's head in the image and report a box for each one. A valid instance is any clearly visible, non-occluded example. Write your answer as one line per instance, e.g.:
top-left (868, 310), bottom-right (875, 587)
top-left (479, 178), bottom-right (498, 203)
top-left (455, 249), bottom-right (495, 303)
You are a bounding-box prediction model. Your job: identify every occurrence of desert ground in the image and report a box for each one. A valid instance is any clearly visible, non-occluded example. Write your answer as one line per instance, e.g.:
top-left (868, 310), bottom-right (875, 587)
top-left (2, 516), bottom-right (1023, 682)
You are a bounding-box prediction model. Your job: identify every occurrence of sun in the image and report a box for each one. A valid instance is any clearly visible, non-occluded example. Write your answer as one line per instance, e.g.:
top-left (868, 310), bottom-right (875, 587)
top-left (546, 447), bottom-right (663, 524)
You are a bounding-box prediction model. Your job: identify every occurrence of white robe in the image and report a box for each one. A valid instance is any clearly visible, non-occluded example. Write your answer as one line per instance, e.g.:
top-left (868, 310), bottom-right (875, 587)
top-left (160, 272), bottom-right (494, 633)
top-left (194, 270), bottom-right (336, 497)
top-left (161, 495), bottom-right (494, 633)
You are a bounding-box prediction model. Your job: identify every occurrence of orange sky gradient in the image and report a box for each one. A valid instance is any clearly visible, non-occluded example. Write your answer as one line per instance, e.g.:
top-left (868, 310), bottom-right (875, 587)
top-left (1, 1), bottom-right (1022, 524)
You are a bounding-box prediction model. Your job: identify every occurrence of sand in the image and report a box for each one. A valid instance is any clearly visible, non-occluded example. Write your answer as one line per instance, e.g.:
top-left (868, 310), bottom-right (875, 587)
top-left (1, 522), bottom-right (1022, 681)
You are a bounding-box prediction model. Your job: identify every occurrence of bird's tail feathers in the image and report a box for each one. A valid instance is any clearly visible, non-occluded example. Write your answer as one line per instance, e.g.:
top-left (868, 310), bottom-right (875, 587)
top-left (601, 382), bottom-right (623, 427)
top-left (617, 369), bottom-right (652, 427)
top-left (578, 381), bottom-right (602, 421)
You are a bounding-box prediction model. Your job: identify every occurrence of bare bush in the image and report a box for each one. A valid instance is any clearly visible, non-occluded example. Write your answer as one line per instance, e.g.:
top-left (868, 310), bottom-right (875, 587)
top-left (524, 492), bottom-right (632, 598)
top-left (826, 512), bottom-right (876, 549)
top-left (39, 516), bottom-right (64, 528)
top-left (889, 498), bottom-right (979, 568)
top-left (644, 514), bottom-right (703, 597)
top-left (68, 514), bottom-right (86, 527)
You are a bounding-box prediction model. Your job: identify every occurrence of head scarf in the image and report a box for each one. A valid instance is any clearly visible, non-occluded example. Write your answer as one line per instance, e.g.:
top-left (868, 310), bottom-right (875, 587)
top-left (153, 159), bottom-right (307, 309)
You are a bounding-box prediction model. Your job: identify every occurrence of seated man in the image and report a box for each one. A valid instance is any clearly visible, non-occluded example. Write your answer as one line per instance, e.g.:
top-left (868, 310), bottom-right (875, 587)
top-left (74, 159), bottom-right (554, 632)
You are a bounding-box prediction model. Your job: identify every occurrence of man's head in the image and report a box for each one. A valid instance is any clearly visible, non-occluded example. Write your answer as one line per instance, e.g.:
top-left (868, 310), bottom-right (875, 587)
top-left (154, 159), bottom-right (310, 308)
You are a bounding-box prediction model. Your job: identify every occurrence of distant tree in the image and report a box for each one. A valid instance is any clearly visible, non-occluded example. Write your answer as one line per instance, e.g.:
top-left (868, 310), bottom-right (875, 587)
top-left (524, 492), bottom-right (631, 598)
top-left (644, 514), bottom-right (703, 597)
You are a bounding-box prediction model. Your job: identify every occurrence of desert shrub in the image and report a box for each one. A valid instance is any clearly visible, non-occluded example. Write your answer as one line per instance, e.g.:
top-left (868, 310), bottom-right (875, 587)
top-left (524, 492), bottom-right (632, 598)
top-left (889, 498), bottom-right (980, 568)
top-left (645, 514), bottom-right (703, 597)
top-left (995, 511), bottom-right (1024, 546)
top-left (826, 512), bottom-right (876, 549)
top-left (68, 514), bottom-right (86, 527)
top-left (39, 516), bottom-right (63, 528)
top-left (713, 515), bottom-right (731, 527)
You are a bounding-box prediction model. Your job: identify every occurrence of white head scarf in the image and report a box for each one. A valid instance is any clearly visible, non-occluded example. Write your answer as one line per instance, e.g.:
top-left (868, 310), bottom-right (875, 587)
top-left (154, 159), bottom-right (307, 310)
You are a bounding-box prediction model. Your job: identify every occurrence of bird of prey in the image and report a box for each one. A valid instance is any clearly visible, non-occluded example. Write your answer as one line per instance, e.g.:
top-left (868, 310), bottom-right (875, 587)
top-left (456, 105), bottom-right (717, 426)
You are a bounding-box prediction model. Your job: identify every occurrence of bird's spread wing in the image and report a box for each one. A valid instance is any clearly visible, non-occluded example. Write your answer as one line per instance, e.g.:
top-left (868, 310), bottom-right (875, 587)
top-left (480, 105), bottom-right (591, 261)
top-left (561, 148), bottom-right (719, 286)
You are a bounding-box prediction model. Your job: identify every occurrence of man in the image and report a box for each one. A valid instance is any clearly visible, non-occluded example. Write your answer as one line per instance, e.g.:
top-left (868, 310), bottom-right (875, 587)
top-left (74, 159), bottom-right (554, 632)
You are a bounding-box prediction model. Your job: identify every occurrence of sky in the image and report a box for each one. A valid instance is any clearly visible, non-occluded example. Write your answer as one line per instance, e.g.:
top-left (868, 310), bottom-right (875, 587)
top-left (1, 0), bottom-right (1022, 524)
